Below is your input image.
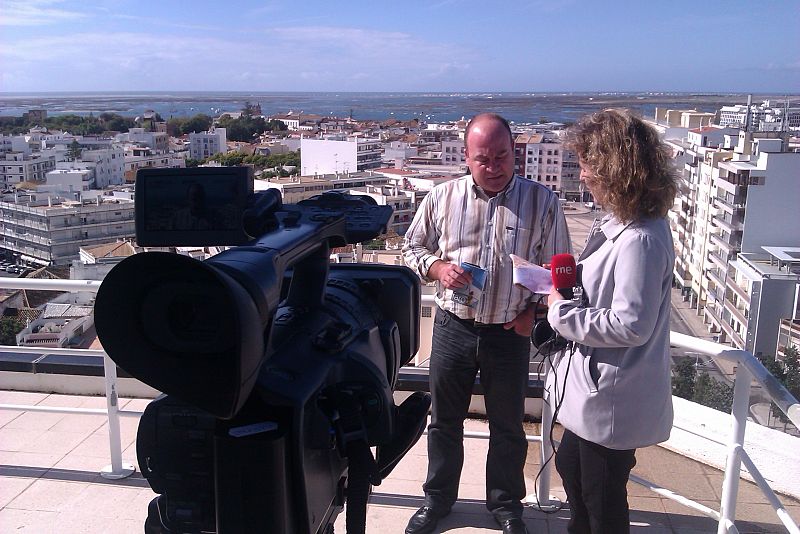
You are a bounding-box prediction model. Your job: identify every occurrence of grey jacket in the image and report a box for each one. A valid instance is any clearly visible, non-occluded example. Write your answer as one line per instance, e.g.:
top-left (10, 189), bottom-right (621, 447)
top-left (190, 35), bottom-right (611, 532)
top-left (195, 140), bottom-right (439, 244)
top-left (545, 215), bottom-right (674, 450)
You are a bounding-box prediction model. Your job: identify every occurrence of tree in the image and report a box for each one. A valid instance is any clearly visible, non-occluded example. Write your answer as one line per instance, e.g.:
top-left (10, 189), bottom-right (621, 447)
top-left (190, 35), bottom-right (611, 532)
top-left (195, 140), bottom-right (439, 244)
top-left (182, 114), bottom-right (213, 134)
top-left (759, 347), bottom-right (800, 430)
top-left (693, 372), bottom-right (734, 413)
top-left (0, 317), bottom-right (25, 346)
top-left (672, 358), bottom-right (696, 399)
top-left (782, 345), bottom-right (800, 398)
top-left (67, 140), bottom-right (83, 161)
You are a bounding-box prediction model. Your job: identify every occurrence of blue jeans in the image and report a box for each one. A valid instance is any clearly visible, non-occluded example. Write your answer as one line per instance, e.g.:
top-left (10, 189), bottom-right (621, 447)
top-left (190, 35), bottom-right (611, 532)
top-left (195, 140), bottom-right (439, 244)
top-left (423, 308), bottom-right (531, 520)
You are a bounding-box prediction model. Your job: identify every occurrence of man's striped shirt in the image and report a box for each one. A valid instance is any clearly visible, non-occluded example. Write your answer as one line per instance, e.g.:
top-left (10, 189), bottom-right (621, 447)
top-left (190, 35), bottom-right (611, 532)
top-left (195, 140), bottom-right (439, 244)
top-left (402, 174), bottom-right (573, 324)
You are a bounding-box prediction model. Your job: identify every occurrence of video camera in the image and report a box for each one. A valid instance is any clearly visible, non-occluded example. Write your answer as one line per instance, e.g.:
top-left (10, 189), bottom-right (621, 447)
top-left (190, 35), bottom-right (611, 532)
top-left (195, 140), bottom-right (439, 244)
top-left (95, 167), bottom-right (431, 534)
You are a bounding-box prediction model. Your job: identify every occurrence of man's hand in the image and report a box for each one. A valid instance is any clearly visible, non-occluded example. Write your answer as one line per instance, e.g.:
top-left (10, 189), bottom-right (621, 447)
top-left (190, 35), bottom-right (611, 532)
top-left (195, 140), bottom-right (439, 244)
top-left (429, 260), bottom-right (472, 289)
top-left (503, 303), bottom-right (544, 337)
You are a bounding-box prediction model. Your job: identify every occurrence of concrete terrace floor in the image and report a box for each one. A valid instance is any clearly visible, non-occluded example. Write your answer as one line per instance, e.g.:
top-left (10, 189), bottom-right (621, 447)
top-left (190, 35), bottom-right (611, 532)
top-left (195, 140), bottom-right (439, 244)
top-left (2, 391), bottom-right (799, 533)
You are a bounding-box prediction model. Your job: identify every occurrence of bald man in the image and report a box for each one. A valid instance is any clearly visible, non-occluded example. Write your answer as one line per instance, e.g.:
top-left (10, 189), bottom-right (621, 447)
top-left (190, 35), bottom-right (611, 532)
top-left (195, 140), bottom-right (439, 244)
top-left (402, 113), bottom-right (572, 534)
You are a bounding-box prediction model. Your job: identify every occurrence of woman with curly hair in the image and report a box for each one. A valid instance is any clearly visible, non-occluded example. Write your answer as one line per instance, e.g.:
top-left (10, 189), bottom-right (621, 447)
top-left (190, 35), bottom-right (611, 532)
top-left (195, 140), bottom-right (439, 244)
top-left (545, 109), bottom-right (678, 533)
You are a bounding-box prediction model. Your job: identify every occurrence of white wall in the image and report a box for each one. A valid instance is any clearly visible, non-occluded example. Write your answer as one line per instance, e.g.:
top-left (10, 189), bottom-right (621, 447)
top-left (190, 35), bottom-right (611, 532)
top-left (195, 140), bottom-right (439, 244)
top-left (741, 152), bottom-right (800, 253)
top-left (300, 138), bottom-right (357, 175)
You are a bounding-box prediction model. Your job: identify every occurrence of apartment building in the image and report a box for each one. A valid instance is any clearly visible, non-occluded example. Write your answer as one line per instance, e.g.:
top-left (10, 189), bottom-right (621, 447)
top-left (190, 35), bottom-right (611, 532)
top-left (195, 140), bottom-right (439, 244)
top-left (0, 196), bottom-right (136, 266)
top-left (256, 171), bottom-right (391, 204)
top-left (189, 128), bottom-right (227, 160)
top-left (348, 184), bottom-right (427, 235)
top-left (123, 128), bottom-right (169, 153)
top-left (300, 136), bottom-right (382, 175)
top-left (123, 147), bottom-right (186, 183)
top-left (725, 247), bottom-right (800, 358)
top-left (441, 139), bottom-right (465, 166)
top-left (1, 151), bottom-right (57, 187)
top-left (719, 101), bottom-right (800, 131)
top-left (513, 133), bottom-right (564, 193)
top-left (668, 131), bottom-right (800, 357)
top-left (76, 147), bottom-right (125, 188)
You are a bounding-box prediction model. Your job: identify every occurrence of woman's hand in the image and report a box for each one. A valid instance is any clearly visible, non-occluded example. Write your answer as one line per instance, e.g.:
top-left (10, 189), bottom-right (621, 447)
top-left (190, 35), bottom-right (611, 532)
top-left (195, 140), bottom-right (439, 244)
top-left (548, 287), bottom-right (566, 307)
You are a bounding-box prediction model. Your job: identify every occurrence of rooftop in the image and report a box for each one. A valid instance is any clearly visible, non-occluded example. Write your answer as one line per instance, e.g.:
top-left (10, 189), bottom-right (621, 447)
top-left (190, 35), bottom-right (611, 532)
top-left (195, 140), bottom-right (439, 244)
top-left (1, 391), bottom-right (798, 533)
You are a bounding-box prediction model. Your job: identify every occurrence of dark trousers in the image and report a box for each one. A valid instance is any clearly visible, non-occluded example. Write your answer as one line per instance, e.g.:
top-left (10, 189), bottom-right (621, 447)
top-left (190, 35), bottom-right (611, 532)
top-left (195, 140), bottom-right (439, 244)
top-left (555, 429), bottom-right (637, 534)
top-left (423, 308), bottom-right (531, 520)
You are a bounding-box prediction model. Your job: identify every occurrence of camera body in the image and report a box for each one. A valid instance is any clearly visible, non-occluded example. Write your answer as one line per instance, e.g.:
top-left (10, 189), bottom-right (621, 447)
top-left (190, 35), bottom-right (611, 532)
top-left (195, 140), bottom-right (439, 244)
top-left (96, 167), bottom-right (429, 533)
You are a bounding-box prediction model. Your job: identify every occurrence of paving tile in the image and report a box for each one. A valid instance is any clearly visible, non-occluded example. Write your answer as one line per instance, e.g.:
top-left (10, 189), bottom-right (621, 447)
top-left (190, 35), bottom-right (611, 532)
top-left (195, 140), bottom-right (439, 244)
top-left (67, 483), bottom-right (152, 520)
top-left (48, 511), bottom-right (147, 534)
top-left (67, 431), bottom-right (115, 458)
top-left (6, 478), bottom-right (88, 512)
top-left (0, 449), bottom-right (64, 471)
top-left (119, 398), bottom-right (153, 412)
top-left (37, 394), bottom-right (88, 408)
top-left (629, 497), bottom-right (672, 530)
top-left (0, 427), bottom-right (45, 452)
top-left (3, 411), bottom-right (66, 432)
top-left (0, 507), bottom-right (59, 532)
top-left (0, 476), bottom-right (37, 508)
top-left (0, 408), bottom-right (23, 427)
top-left (49, 413), bottom-right (106, 434)
top-left (0, 391), bottom-right (47, 405)
top-left (21, 430), bottom-right (87, 456)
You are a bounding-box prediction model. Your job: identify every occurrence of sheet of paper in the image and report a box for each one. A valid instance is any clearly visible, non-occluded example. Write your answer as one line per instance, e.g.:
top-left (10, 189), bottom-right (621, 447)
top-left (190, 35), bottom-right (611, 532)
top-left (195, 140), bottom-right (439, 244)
top-left (510, 254), bottom-right (553, 293)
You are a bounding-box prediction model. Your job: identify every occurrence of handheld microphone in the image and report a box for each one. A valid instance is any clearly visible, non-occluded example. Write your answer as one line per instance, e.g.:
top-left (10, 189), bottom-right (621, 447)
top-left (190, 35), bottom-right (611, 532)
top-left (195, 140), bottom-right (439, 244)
top-left (551, 254), bottom-right (577, 300)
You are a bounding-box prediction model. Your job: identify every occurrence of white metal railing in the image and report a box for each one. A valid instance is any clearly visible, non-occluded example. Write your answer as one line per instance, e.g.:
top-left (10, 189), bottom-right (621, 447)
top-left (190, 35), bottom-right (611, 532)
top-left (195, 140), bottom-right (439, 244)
top-left (0, 278), bottom-right (136, 479)
top-left (1, 280), bottom-right (798, 532)
top-left (668, 332), bottom-right (799, 534)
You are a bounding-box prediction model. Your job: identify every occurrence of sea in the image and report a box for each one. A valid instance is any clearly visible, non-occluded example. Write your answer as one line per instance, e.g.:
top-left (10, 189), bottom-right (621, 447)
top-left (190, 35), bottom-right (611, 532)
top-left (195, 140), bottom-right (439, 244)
top-left (2, 91), bottom-right (796, 125)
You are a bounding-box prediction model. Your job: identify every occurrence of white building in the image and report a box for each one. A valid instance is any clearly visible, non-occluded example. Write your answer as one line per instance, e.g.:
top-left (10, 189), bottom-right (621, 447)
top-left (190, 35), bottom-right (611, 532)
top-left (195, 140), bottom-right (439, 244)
top-left (123, 148), bottom-right (185, 183)
top-left (514, 133), bottom-right (564, 193)
top-left (16, 298), bottom-right (95, 349)
top-left (189, 128), bottom-right (227, 160)
top-left (300, 136), bottom-right (382, 175)
top-left (719, 100), bottom-right (800, 131)
top-left (441, 139), bottom-right (465, 166)
top-left (668, 130), bottom-right (800, 357)
top-left (348, 184), bottom-right (427, 235)
top-left (46, 169), bottom-right (93, 192)
top-left (0, 195), bottom-right (136, 266)
top-left (255, 171), bottom-right (391, 204)
top-left (1, 151), bottom-right (57, 188)
top-left (123, 128), bottom-right (169, 153)
top-left (727, 247), bottom-right (800, 358)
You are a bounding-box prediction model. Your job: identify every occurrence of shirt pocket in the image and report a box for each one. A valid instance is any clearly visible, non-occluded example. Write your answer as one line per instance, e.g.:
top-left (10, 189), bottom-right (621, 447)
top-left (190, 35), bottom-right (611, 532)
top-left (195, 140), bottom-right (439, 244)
top-left (503, 226), bottom-right (533, 256)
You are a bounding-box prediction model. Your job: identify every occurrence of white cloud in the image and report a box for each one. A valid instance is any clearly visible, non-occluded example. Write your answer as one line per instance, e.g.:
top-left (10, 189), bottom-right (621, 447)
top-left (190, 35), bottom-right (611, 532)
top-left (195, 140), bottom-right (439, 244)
top-left (1, 27), bottom-right (480, 91)
top-left (1, 0), bottom-right (87, 26)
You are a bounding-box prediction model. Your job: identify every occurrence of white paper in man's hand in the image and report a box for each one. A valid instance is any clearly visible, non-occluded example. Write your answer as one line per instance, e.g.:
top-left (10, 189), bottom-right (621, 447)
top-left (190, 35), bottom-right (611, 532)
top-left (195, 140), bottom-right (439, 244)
top-left (510, 254), bottom-right (553, 294)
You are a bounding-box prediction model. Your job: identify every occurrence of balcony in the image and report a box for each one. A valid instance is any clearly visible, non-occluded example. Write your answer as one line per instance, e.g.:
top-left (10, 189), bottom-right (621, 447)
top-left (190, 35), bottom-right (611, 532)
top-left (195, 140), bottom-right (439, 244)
top-left (710, 233), bottom-right (736, 254)
top-left (713, 196), bottom-right (746, 216)
top-left (707, 267), bottom-right (727, 289)
top-left (708, 250), bottom-right (729, 271)
top-left (1, 280), bottom-right (798, 534)
top-left (724, 298), bottom-right (748, 327)
top-left (728, 280), bottom-right (751, 304)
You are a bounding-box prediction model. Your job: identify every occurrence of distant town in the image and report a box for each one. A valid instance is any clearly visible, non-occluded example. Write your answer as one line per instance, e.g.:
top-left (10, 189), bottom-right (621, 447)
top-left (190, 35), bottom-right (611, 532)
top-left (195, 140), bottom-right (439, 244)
top-left (0, 96), bottom-right (798, 377)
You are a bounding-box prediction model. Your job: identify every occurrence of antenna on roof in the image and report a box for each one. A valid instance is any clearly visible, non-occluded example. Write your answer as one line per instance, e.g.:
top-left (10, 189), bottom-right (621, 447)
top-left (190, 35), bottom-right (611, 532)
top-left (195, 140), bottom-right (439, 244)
top-left (744, 94), bottom-right (752, 133)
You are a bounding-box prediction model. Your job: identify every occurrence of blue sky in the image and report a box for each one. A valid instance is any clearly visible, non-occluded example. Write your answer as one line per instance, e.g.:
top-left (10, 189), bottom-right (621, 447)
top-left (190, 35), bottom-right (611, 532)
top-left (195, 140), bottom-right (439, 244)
top-left (2, 0), bottom-right (798, 93)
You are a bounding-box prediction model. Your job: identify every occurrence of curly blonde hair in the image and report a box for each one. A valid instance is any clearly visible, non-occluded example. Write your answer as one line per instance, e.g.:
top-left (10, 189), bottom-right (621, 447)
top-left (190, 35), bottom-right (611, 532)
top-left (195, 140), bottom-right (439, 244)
top-left (565, 109), bottom-right (677, 223)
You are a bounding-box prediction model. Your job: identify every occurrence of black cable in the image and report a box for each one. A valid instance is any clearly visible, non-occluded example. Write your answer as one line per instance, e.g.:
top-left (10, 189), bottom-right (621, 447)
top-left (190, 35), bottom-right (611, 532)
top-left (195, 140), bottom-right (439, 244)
top-left (528, 338), bottom-right (574, 513)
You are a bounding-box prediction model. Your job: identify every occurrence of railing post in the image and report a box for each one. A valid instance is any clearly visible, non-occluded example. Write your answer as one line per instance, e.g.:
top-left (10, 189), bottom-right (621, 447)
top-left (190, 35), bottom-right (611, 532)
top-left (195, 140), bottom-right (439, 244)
top-left (100, 353), bottom-right (135, 480)
top-left (529, 360), bottom-right (560, 511)
top-left (717, 362), bottom-right (752, 534)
